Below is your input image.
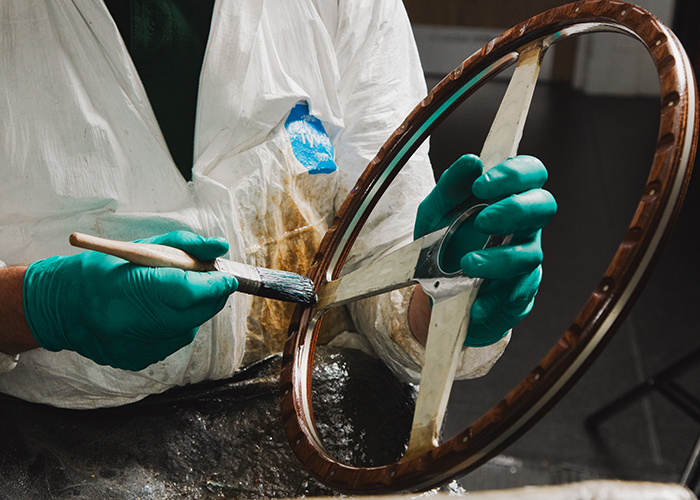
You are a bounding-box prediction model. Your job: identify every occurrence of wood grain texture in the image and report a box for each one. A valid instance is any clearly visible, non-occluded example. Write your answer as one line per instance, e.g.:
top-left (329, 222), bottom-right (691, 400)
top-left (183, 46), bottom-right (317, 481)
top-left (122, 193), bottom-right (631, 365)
top-left (280, 1), bottom-right (699, 493)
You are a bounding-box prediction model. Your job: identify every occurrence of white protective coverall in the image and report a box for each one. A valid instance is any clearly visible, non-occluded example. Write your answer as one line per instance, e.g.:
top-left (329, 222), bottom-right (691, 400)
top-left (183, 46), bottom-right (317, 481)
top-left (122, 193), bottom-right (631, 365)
top-left (0, 0), bottom-right (509, 409)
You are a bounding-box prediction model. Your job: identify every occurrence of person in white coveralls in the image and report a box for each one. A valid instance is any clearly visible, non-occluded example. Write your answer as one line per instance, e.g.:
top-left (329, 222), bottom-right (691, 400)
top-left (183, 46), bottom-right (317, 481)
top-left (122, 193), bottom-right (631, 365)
top-left (0, 0), bottom-right (556, 409)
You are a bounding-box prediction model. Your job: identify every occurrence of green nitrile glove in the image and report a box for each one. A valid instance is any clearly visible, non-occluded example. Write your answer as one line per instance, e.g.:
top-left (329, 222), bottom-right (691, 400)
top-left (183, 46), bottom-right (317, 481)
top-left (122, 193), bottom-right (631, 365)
top-left (23, 231), bottom-right (238, 371)
top-left (414, 154), bottom-right (557, 347)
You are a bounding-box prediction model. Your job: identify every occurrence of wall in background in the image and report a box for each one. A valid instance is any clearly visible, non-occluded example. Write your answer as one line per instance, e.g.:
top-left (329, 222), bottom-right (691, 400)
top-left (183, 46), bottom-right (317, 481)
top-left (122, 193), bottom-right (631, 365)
top-left (405, 0), bottom-right (678, 96)
top-left (402, 0), bottom-right (570, 29)
top-left (572, 0), bottom-right (675, 96)
top-left (405, 0), bottom-right (572, 84)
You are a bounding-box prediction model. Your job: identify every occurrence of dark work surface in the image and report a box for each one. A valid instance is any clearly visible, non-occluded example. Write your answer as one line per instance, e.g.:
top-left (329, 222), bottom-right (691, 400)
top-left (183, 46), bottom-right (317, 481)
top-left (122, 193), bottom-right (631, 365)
top-left (427, 74), bottom-right (700, 492)
top-left (0, 348), bottom-right (428, 499)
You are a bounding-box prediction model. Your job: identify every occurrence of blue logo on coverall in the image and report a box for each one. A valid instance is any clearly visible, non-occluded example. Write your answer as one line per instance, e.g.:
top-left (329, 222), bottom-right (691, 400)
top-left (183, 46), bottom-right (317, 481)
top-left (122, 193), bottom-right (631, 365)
top-left (285, 103), bottom-right (337, 174)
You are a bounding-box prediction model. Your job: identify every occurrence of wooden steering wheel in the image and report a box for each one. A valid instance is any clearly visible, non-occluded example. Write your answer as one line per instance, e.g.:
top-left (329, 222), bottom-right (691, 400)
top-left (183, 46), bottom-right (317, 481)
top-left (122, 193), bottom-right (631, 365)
top-left (281, 0), bottom-right (698, 494)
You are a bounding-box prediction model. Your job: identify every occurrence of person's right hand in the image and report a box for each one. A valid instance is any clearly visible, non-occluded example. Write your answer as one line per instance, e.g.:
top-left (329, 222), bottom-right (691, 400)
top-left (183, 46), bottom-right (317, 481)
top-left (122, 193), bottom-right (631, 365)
top-left (414, 154), bottom-right (556, 347)
top-left (23, 231), bottom-right (238, 371)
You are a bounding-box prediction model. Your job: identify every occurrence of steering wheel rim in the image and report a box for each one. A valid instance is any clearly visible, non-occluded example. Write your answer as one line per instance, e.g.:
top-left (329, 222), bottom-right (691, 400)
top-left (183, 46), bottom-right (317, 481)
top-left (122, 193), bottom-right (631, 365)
top-left (281, 0), bottom-right (699, 494)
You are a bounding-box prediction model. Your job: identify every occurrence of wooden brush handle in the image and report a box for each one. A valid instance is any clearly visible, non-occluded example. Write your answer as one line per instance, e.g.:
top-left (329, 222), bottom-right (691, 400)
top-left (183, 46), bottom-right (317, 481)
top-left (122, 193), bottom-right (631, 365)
top-left (69, 233), bottom-right (215, 272)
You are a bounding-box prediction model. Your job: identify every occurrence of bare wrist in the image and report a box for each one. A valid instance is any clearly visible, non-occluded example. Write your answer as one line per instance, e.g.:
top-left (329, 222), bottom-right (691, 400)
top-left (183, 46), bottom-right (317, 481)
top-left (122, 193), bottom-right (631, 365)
top-left (408, 284), bottom-right (431, 346)
top-left (0, 266), bottom-right (41, 355)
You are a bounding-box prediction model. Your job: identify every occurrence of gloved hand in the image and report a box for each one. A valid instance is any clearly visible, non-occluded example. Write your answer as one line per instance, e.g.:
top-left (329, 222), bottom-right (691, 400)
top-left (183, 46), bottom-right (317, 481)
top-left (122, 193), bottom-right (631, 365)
top-left (23, 231), bottom-right (238, 371)
top-left (414, 154), bottom-right (557, 347)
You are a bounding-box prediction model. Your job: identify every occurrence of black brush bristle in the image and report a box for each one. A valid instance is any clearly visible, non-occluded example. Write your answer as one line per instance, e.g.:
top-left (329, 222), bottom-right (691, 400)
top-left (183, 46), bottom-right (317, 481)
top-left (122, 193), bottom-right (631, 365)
top-left (254, 268), bottom-right (317, 305)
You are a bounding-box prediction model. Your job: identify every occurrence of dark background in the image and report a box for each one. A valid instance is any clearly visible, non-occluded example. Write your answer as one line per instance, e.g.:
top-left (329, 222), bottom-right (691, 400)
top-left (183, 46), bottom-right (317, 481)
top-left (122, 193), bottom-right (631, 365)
top-left (408, 0), bottom-right (700, 493)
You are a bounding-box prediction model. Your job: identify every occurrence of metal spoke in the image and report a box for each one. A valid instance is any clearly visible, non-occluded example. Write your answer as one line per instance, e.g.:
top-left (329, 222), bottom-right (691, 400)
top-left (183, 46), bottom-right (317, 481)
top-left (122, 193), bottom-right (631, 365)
top-left (480, 40), bottom-right (545, 171)
top-left (403, 39), bottom-right (547, 459)
top-left (315, 238), bottom-right (425, 311)
top-left (402, 287), bottom-right (479, 459)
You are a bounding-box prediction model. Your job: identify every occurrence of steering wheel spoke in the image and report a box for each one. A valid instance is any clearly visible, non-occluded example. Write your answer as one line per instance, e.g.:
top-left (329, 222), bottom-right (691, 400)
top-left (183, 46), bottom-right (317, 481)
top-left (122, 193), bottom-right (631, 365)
top-left (481, 40), bottom-right (546, 170)
top-left (402, 287), bottom-right (480, 461)
top-left (315, 238), bottom-right (425, 311)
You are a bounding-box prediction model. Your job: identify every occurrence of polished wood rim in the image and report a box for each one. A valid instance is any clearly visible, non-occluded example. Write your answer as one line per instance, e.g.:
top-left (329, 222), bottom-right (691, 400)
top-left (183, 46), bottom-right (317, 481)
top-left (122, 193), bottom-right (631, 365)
top-left (281, 1), bottom-right (699, 493)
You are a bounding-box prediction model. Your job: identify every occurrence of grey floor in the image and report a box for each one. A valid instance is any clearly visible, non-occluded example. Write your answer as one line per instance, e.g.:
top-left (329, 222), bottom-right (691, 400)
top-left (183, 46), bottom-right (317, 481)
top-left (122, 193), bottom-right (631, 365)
top-left (427, 75), bottom-right (700, 492)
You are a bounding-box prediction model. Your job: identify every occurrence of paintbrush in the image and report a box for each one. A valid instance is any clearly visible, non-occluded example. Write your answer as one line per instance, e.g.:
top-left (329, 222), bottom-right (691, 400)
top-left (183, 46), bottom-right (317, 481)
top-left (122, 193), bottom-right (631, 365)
top-left (69, 232), bottom-right (317, 306)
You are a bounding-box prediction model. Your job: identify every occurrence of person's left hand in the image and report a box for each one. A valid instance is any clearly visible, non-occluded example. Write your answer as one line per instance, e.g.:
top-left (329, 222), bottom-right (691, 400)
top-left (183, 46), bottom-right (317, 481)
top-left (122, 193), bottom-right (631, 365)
top-left (414, 154), bottom-right (557, 347)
